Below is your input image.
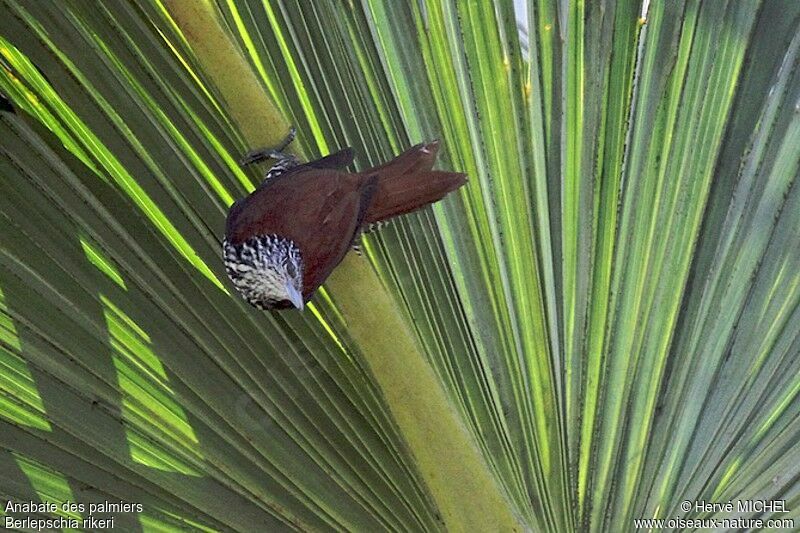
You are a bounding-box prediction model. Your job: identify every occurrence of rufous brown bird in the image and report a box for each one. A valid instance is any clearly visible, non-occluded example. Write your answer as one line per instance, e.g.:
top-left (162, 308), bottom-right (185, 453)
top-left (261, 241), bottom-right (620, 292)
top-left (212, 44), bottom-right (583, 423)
top-left (223, 129), bottom-right (467, 310)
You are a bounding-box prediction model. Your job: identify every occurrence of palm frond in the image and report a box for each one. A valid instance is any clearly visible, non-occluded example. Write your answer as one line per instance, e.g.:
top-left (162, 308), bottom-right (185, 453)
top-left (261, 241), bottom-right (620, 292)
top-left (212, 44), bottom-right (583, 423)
top-left (1, 0), bottom-right (798, 531)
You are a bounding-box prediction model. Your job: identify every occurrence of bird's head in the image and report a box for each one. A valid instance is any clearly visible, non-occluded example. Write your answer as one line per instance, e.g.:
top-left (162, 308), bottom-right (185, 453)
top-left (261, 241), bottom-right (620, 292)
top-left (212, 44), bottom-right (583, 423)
top-left (223, 234), bottom-right (304, 310)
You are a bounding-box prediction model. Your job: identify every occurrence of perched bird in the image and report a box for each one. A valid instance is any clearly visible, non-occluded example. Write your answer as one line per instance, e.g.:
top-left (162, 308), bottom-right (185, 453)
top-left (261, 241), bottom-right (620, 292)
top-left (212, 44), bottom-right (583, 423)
top-left (223, 129), bottom-right (466, 310)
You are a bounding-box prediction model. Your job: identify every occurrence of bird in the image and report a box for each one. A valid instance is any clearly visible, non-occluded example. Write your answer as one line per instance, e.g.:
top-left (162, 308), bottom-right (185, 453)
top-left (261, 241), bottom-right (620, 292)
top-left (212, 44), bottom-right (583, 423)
top-left (223, 129), bottom-right (467, 311)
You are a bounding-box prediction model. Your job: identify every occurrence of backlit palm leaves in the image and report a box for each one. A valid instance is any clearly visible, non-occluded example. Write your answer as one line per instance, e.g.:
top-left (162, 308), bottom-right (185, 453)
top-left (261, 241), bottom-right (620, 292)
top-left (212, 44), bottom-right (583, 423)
top-left (1, 0), bottom-right (798, 531)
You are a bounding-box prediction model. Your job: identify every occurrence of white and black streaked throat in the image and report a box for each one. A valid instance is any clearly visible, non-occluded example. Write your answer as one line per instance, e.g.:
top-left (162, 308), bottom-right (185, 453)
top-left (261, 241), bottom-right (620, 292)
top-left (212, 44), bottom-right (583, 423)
top-left (223, 234), bottom-right (304, 310)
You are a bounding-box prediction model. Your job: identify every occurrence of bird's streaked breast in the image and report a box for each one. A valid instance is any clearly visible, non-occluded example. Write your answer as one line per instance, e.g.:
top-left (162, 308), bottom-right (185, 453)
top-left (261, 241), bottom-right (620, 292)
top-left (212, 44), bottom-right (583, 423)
top-left (222, 234), bottom-right (302, 309)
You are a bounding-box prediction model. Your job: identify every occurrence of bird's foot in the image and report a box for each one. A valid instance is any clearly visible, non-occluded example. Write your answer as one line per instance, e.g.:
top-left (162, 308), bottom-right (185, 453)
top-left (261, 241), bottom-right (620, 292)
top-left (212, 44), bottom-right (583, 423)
top-left (264, 156), bottom-right (300, 181)
top-left (351, 223), bottom-right (388, 255)
top-left (239, 126), bottom-right (297, 167)
top-left (362, 220), bottom-right (391, 235)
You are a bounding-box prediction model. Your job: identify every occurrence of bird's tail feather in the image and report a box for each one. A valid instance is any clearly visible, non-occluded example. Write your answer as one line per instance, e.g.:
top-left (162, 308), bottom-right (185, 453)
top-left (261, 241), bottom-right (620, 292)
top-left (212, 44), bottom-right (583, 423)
top-left (362, 141), bottom-right (466, 223)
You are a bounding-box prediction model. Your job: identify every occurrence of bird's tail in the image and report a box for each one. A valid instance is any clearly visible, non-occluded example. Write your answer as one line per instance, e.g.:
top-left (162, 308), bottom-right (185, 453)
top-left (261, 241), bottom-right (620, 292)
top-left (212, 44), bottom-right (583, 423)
top-left (361, 140), bottom-right (467, 224)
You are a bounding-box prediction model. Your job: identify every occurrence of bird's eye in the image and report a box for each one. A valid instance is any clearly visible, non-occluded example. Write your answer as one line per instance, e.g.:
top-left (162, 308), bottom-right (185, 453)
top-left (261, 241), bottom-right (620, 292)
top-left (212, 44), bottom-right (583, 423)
top-left (286, 262), bottom-right (297, 278)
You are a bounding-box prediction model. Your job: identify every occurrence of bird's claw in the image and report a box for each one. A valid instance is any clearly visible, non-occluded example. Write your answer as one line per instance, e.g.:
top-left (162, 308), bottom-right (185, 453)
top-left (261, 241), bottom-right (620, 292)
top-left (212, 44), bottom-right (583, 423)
top-left (277, 126), bottom-right (297, 152)
top-left (239, 126), bottom-right (297, 167)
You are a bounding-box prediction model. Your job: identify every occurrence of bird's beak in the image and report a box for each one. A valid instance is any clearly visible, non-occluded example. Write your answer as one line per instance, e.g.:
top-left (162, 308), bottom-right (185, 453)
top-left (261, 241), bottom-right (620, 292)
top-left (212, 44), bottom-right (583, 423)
top-left (286, 283), bottom-right (304, 310)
